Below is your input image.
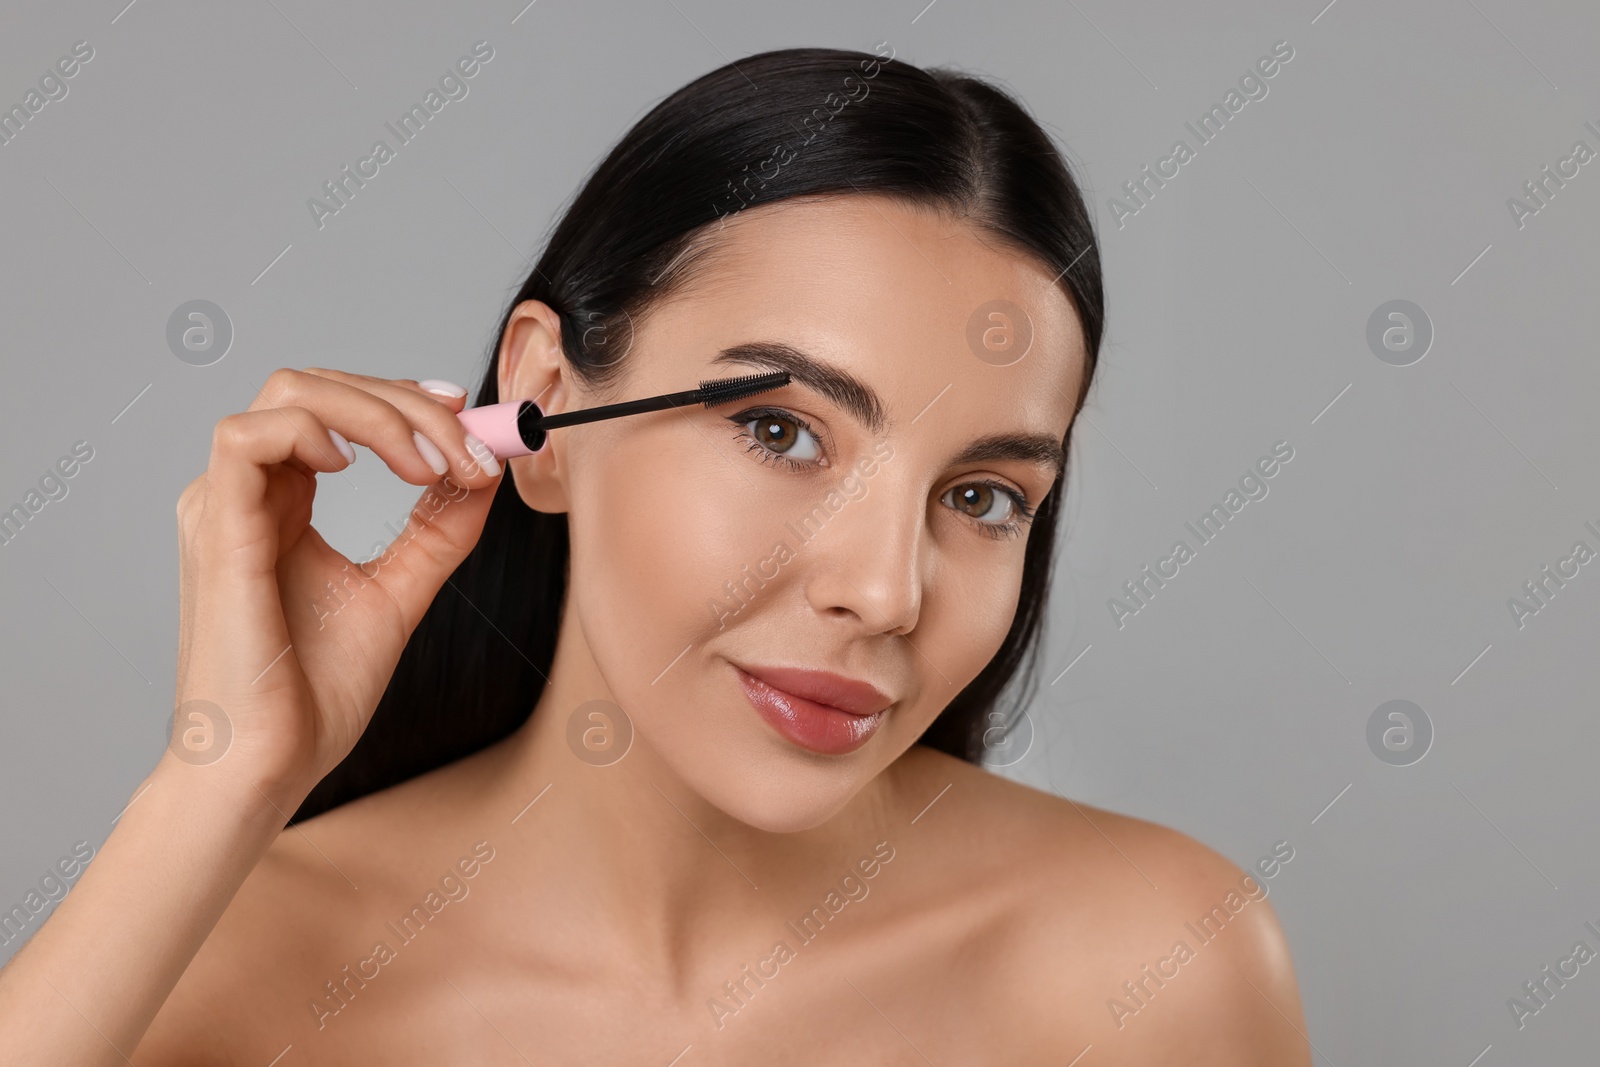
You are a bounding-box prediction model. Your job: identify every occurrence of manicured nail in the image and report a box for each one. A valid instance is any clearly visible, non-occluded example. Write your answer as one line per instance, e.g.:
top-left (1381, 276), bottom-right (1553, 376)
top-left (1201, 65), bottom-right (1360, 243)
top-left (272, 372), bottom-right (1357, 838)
top-left (327, 428), bottom-right (357, 465)
top-left (462, 433), bottom-right (501, 477)
top-left (413, 431), bottom-right (449, 476)
top-left (419, 379), bottom-right (468, 398)
top-left (460, 435), bottom-right (502, 483)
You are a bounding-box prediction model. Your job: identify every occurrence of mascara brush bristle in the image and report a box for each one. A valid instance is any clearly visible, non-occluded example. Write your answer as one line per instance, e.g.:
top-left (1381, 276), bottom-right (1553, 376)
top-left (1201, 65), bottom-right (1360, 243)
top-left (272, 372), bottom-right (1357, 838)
top-left (696, 370), bottom-right (791, 407)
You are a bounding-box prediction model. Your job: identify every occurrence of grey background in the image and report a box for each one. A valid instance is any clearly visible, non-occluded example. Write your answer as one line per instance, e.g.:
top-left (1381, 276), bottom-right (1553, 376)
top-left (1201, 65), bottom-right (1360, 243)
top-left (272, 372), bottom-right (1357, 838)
top-left (1, 0), bottom-right (1595, 1061)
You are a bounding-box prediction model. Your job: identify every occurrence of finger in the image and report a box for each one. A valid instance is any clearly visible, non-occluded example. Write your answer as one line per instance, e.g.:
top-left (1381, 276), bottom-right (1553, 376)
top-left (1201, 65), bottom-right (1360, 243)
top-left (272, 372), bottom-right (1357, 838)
top-left (412, 377), bottom-right (472, 410)
top-left (305, 367), bottom-right (473, 410)
top-left (300, 371), bottom-right (492, 479)
top-left (274, 368), bottom-right (502, 486)
top-left (185, 407), bottom-right (357, 696)
top-left (205, 406), bottom-right (355, 545)
top-left (295, 474), bottom-right (499, 638)
top-left (244, 368), bottom-right (491, 489)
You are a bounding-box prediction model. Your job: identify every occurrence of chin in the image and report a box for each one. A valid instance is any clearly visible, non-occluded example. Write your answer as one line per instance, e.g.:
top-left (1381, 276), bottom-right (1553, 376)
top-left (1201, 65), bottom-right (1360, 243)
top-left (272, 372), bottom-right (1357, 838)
top-left (702, 765), bottom-right (872, 835)
top-left (641, 722), bottom-right (883, 834)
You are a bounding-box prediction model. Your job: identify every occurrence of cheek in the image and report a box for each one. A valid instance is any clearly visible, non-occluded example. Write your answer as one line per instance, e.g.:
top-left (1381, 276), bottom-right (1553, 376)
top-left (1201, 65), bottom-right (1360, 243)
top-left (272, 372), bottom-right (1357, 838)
top-left (564, 431), bottom-right (789, 687)
top-left (905, 540), bottom-right (1026, 726)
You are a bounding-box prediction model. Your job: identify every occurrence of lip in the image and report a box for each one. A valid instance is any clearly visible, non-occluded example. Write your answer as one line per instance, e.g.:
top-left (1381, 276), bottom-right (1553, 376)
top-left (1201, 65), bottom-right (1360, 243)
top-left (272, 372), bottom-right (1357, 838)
top-left (732, 662), bottom-right (892, 756)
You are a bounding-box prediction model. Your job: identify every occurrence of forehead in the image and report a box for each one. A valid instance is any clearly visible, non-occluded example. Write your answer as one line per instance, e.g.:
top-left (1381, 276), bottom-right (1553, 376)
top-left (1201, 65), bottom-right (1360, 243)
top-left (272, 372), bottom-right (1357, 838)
top-left (638, 195), bottom-right (1086, 436)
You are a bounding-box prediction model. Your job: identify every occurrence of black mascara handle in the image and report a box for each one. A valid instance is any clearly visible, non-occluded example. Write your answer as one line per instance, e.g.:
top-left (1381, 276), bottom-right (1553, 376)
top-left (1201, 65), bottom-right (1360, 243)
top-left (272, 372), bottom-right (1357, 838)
top-left (494, 371), bottom-right (791, 454)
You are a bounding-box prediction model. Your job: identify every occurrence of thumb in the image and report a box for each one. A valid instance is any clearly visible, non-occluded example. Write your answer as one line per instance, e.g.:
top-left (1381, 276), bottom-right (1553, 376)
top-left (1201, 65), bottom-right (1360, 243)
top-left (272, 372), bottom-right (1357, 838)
top-left (368, 475), bottom-right (501, 633)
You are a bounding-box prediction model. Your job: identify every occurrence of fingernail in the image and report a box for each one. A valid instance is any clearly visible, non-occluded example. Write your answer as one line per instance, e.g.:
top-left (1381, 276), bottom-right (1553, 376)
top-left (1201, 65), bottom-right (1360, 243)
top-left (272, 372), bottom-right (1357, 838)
top-left (462, 433), bottom-right (502, 477)
top-left (328, 428), bottom-right (357, 465)
top-left (419, 379), bottom-right (468, 398)
top-left (413, 431), bottom-right (449, 476)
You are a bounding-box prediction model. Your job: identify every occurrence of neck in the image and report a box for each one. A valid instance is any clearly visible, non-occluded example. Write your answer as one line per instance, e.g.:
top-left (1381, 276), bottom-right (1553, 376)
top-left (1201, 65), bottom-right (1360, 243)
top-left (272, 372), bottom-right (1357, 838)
top-left (475, 598), bottom-right (907, 991)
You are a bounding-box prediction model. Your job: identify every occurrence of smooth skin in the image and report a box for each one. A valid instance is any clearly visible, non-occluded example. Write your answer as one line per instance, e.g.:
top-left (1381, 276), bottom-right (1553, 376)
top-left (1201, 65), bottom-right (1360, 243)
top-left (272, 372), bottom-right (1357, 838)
top-left (0, 194), bottom-right (1311, 1065)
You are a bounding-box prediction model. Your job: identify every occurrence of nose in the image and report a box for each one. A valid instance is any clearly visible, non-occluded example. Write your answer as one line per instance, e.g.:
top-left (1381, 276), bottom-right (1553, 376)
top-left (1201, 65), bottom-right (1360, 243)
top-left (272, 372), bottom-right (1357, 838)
top-left (797, 472), bottom-right (926, 638)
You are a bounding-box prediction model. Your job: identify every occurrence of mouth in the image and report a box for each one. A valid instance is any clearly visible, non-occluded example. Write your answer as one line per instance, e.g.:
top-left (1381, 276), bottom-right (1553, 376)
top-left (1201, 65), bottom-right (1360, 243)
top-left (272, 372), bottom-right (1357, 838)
top-left (730, 662), bottom-right (892, 756)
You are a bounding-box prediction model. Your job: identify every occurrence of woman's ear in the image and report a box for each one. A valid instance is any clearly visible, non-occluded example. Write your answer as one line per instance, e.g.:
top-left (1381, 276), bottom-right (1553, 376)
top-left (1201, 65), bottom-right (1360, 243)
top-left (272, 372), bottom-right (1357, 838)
top-left (498, 299), bottom-right (575, 514)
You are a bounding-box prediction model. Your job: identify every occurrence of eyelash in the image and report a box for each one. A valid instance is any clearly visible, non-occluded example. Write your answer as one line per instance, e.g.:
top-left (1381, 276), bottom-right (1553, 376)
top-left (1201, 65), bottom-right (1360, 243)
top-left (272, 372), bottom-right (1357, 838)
top-left (726, 406), bottom-right (1038, 540)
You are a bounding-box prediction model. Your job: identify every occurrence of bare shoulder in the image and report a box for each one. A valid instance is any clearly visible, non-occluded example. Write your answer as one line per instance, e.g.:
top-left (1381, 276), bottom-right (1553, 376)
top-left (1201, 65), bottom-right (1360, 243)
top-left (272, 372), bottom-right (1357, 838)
top-left (893, 746), bottom-right (1310, 1065)
top-left (132, 811), bottom-right (364, 1063)
top-left (135, 753), bottom-right (498, 1064)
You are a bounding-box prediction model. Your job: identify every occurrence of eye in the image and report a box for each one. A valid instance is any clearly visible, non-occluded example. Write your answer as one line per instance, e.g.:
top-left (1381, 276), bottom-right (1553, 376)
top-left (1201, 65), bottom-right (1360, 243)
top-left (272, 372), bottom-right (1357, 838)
top-left (943, 481), bottom-right (1036, 540)
top-left (728, 408), bottom-right (825, 469)
top-left (728, 409), bottom-right (1036, 539)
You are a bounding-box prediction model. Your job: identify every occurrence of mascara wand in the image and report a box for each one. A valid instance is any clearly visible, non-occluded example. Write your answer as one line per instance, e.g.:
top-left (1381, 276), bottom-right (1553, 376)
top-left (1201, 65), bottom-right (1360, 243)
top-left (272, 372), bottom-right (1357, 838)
top-left (457, 370), bottom-right (792, 458)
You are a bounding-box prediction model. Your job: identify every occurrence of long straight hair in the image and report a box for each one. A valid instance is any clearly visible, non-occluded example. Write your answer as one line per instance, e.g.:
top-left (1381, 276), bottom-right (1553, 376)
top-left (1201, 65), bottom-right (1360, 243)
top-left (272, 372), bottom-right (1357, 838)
top-left (292, 45), bottom-right (1103, 823)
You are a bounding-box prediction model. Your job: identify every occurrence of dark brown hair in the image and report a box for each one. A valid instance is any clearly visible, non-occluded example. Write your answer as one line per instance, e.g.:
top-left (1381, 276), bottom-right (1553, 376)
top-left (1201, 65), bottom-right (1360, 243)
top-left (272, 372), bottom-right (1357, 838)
top-left (294, 44), bottom-right (1103, 823)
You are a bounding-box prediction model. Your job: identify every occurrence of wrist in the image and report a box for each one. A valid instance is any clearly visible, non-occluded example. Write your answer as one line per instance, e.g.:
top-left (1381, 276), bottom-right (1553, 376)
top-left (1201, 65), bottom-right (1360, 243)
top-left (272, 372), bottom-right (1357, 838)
top-left (145, 751), bottom-right (313, 837)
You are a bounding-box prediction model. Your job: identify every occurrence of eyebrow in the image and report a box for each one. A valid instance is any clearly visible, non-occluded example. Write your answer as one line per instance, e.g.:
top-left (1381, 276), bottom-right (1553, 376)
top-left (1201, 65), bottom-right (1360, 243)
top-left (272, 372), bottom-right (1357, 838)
top-left (711, 341), bottom-right (887, 435)
top-left (951, 433), bottom-right (1066, 480)
top-left (709, 340), bottom-right (1067, 479)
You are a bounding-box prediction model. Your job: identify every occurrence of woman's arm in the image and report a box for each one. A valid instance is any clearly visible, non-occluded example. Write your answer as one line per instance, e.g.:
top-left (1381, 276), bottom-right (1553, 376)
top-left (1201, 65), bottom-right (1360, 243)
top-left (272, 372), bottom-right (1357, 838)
top-left (0, 368), bottom-right (503, 1064)
top-left (0, 756), bottom-right (293, 1064)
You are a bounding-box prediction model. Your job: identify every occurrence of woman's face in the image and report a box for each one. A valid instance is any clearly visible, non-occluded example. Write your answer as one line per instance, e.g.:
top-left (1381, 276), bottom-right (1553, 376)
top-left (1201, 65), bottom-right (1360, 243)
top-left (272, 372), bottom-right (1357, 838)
top-left (522, 194), bottom-right (1085, 832)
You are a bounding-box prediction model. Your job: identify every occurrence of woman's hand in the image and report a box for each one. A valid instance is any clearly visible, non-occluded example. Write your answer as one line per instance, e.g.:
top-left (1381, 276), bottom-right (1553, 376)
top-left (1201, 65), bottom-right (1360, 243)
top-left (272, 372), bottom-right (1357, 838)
top-left (171, 368), bottom-right (503, 808)
top-left (0, 368), bottom-right (505, 1066)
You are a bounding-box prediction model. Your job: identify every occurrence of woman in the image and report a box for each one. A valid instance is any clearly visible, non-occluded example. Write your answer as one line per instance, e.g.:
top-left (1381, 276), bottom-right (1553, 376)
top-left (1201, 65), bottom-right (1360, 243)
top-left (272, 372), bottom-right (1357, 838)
top-left (0, 46), bottom-right (1310, 1063)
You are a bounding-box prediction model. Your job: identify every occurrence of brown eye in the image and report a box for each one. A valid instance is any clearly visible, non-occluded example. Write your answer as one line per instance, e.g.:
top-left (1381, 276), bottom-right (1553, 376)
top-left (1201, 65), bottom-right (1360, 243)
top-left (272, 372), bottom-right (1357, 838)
top-left (736, 410), bottom-right (823, 463)
top-left (944, 483), bottom-right (1018, 524)
top-left (753, 415), bottom-right (798, 453)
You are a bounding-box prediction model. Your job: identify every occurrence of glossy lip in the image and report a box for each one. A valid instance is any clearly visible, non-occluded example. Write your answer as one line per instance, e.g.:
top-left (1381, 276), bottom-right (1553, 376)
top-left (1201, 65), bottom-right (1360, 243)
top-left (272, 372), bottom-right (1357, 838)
top-left (731, 662), bottom-right (893, 756)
